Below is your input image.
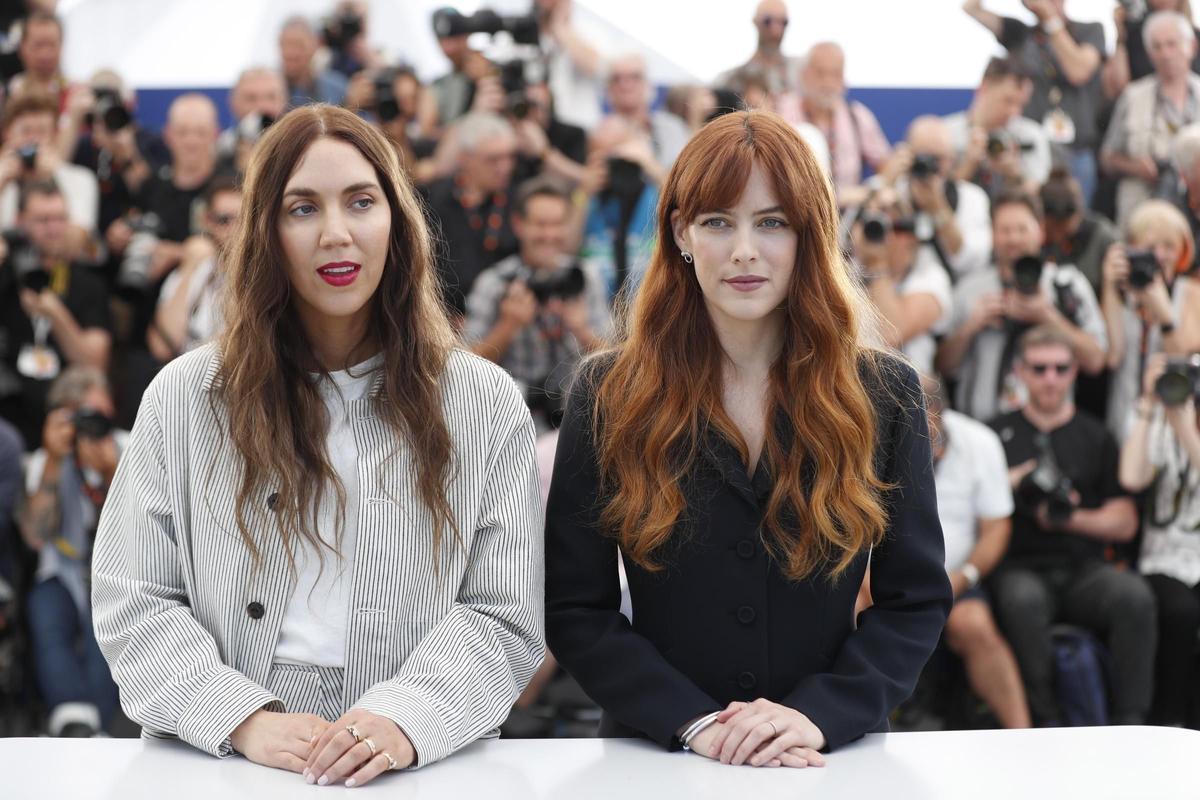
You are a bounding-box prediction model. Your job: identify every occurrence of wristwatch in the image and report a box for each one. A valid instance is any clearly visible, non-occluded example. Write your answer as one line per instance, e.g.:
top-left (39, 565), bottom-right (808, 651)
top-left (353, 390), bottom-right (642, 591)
top-left (961, 563), bottom-right (981, 590)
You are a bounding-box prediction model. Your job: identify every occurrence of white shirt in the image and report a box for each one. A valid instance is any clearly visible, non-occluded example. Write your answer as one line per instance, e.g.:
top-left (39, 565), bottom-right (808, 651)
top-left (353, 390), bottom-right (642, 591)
top-left (273, 354), bottom-right (381, 668)
top-left (155, 255), bottom-right (222, 354)
top-left (897, 247), bottom-right (952, 377)
top-left (935, 410), bottom-right (1014, 573)
top-left (0, 162), bottom-right (99, 232)
top-left (942, 111), bottom-right (1052, 187)
top-left (1137, 409), bottom-right (1200, 588)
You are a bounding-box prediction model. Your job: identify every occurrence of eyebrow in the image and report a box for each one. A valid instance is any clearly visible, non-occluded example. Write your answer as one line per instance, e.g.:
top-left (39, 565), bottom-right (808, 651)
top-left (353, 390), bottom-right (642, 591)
top-left (282, 181), bottom-right (381, 199)
top-left (708, 205), bottom-right (785, 216)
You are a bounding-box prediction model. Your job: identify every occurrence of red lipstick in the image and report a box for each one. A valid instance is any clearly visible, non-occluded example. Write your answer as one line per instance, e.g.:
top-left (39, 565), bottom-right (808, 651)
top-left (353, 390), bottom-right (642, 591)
top-left (317, 261), bottom-right (361, 287)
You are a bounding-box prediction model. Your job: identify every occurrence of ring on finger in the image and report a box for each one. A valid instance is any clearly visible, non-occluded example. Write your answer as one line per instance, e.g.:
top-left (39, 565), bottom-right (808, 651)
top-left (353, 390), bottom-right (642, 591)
top-left (346, 724), bottom-right (362, 743)
top-left (768, 721), bottom-right (779, 738)
top-left (382, 751), bottom-right (399, 771)
top-left (363, 737), bottom-right (377, 757)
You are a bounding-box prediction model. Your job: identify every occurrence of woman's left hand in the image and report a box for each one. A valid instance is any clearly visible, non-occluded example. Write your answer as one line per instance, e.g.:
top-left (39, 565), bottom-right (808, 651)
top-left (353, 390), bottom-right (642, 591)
top-left (303, 709), bottom-right (415, 788)
top-left (709, 699), bottom-right (827, 767)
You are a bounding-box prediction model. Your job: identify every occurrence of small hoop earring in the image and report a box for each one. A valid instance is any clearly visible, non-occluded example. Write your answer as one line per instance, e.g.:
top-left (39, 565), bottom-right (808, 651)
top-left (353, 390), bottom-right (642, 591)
top-left (681, 251), bottom-right (693, 264)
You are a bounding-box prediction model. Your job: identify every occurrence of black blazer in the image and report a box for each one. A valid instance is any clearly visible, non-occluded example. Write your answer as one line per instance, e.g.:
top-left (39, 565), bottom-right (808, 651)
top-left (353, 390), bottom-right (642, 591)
top-left (544, 353), bottom-right (951, 752)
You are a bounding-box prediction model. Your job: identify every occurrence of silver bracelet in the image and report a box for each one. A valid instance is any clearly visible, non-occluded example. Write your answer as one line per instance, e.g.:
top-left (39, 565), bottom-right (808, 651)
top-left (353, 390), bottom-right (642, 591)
top-left (680, 712), bottom-right (722, 751)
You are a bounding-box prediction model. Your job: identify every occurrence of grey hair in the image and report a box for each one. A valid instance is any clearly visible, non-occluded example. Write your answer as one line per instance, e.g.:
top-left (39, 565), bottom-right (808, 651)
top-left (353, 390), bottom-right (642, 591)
top-left (1173, 123), bottom-right (1200, 172)
top-left (1143, 10), bottom-right (1195, 51)
top-left (279, 14), bottom-right (315, 37)
top-left (46, 366), bottom-right (109, 410)
top-left (454, 112), bottom-right (515, 154)
top-left (234, 66), bottom-right (286, 93)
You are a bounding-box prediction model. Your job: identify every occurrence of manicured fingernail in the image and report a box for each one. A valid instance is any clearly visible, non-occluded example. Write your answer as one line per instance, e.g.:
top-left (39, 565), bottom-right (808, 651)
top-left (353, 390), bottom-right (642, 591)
top-left (305, 772), bottom-right (315, 784)
top-left (302, 769), bottom-right (309, 779)
top-left (318, 775), bottom-right (329, 786)
top-left (346, 779), bottom-right (357, 788)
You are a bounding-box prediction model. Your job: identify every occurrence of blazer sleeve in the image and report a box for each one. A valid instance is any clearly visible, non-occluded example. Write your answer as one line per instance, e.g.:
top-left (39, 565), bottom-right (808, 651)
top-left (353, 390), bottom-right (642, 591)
top-left (354, 372), bottom-right (545, 768)
top-left (782, 359), bottom-right (952, 751)
top-left (544, 365), bottom-right (722, 749)
top-left (91, 379), bottom-right (283, 758)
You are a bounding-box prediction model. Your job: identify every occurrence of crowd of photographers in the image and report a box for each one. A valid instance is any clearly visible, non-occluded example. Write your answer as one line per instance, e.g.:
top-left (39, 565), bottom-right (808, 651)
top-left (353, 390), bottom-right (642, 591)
top-left (0, 0), bottom-right (1199, 738)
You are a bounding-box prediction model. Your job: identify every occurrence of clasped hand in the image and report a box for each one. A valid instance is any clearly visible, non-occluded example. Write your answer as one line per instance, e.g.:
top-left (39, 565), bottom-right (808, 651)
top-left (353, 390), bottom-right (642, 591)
top-left (688, 698), bottom-right (827, 769)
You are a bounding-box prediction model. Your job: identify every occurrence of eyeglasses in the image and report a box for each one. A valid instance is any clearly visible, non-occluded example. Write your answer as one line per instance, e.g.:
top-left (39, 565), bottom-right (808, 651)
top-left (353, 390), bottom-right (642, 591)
top-left (757, 15), bottom-right (789, 27)
top-left (1026, 362), bottom-right (1073, 376)
top-left (211, 213), bottom-right (236, 226)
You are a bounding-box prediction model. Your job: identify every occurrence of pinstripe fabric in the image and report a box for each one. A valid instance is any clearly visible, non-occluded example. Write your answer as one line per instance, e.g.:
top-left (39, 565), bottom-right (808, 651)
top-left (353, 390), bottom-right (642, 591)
top-left (266, 665), bottom-right (346, 724)
top-left (90, 343), bottom-right (544, 767)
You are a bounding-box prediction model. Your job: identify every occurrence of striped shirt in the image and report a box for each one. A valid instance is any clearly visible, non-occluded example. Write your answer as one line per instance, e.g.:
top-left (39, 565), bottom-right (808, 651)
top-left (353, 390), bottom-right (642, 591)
top-left (91, 343), bottom-right (544, 766)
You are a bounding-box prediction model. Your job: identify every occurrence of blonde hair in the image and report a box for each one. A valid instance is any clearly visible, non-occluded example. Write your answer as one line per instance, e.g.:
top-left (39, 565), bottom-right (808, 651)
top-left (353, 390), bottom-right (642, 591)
top-left (1127, 199), bottom-right (1196, 275)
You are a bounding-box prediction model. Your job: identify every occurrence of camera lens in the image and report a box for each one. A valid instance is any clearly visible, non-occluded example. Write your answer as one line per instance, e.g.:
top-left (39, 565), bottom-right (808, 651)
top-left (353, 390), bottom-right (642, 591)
top-left (1012, 255), bottom-right (1043, 295)
top-left (1156, 369), bottom-right (1197, 407)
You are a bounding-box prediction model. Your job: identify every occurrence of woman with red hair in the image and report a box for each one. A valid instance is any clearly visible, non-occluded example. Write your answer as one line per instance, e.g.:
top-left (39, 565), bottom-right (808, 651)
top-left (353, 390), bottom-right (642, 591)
top-left (545, 110), bottom-right (951, 768)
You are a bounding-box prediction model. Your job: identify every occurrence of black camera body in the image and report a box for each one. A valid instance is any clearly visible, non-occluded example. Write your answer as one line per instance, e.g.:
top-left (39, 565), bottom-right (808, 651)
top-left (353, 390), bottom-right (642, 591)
top-left (525, 263), bottom-right (586, 305)
top-left (1156, 355), bottom-right (1200, 407)
top-left (1019, 433), bottom-right (1077, 525)
top-left (910, 153), bottom-right (940, 180)
top-left (1012, 255), bottom-right (1044, 295)
top-left (73, 408), bottom-right (114, 441)
top-left (17, 144), bottom-right (37, 172)
top-left (373, 69), bottom-right (401, 123)
top-left (860, 211), bottom-right (916, 244)
top-left (91, 88), bottom-right (131, 132)
top-left (432, 8), bottom-right (539, 46)
top-left (1125, 248), bottom-right (1159, 290)
top-left (324, 11), bottom-right (363, 51)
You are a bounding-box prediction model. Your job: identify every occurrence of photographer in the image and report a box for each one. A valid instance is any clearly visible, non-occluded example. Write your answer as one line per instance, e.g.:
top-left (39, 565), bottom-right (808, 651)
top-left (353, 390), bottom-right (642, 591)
top-left (424, 112), bottom-right (520, 317)
top-left (988, 324), bottom-right (1150, 727)
top-left (1104, 0), bottom-right (1200, 98)
top-left (963, 1), bottom-right (1105, 203)
top-left (347, 65), bottom-right (443, 183)
top-left (279, 15), bottom-right (347, 107)
top-left (17, 366), bottom-right (122, 737)
top-left (465, 177), bottom-right (609, 430)
top-left (0, 92), bottom-right (98, 241)
top-left (1168, 122), bottom-right (1200, 263)
top-left (0, 181), bottom-right (110, 450)
top-left (852, 191), bottom-right (951, 376)
top-left (945, 57), bottom-right (1053, 200)
top-left (146, 177), bottom-right (239, 364)
top-left (577, 115), bottom-right (660, 301)
top-left (1040, 166), bottom-right (1118, 297)
top-left (1101, 11), bottom-right (1200, 227)
top-left (508, 70), bottom-right (588, 187)
top-left (1101, 200), bottom-right (1200, 436)
top-left (604, 54), bottom-right (688, 179)
top-left (874, 115), bottom-right (993, 279)
top-left (322, 1), bottom-right (377, 79)
top-left (215, 67), bottom-right (286, 169)
top-left (1119, 352), bottom-right (1200, 725)
top-left (535, 0), bottom-right (608, 130)
top-left (936, 190), bottom-right (1106, 422)
top-left (7, 10), bottom-right (65, 104)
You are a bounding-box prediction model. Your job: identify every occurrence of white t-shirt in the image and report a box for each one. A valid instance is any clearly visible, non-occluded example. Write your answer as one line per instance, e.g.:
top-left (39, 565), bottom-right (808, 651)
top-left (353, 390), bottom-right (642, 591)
top-left (897, 247), bottom-right (952, 377)
top-left (1137, 408), bottom-right (1200, 588)
top-left (273, 354), bottom-right (381, 668)
top-left (935, 409), bottom-right (1014, 573)
top-left (0, 162), bottom-right (99, 232)
top-left (943, 111), bottom-right (1053, 186)
top-left (155, 255), bottom-right (222, 354)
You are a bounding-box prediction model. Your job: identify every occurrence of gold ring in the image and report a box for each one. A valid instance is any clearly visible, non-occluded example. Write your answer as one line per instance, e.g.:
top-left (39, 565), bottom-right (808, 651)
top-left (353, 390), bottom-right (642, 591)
top-left (363, 737), bottom-right (377, 757)
top-left (346, 724), bottom-right (362, 743)
top-left (382, 751), bottom-right (399, 770)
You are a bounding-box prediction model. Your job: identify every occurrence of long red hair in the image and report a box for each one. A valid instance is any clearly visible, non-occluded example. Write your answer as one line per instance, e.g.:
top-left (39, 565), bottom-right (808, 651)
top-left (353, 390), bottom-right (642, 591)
top-left (593, 110), bottom-right (892, 581)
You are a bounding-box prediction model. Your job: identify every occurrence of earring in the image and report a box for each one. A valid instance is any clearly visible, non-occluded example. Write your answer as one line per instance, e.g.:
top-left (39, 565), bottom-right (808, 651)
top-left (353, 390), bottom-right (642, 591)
top-left (681, 251), bottom-right (693, 264)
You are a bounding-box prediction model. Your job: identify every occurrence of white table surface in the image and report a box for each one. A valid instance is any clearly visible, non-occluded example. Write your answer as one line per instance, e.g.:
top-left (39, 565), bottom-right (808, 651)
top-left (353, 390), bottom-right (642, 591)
top-left (2, 726), bottom-right (1199, 799)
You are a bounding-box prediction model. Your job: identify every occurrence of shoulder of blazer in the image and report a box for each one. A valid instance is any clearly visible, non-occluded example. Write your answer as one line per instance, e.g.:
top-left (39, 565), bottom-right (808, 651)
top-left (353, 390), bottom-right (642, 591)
top-left (442, 347), bottom-right (531, 431)
top-left (858, 349), bottom-right (923, 438)
top-left (141, 341), bottom-right (223, 407)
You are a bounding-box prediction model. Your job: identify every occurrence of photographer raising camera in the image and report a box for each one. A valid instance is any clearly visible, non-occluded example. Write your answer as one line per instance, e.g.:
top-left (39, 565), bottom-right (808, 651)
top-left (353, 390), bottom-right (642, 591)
top-left (1101, 199), bottom-right (1200, 437)
top-left (1119, 351), bottom-right (1200, 725)
top-left (466, 177), bottom-right (609, 431)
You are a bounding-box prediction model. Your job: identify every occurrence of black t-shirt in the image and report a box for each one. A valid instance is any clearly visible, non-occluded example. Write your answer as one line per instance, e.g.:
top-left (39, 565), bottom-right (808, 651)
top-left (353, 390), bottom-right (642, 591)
top-left (0, 261), bottom-right (111, 449)
top-left (422, 176), bottom-right (519, 317)
top-left (511, 118), bottom-right (588, 187)
top-left (72, 127), bottom-right (171, 235)
top-left (989, 409), bottom-right (1126, 573)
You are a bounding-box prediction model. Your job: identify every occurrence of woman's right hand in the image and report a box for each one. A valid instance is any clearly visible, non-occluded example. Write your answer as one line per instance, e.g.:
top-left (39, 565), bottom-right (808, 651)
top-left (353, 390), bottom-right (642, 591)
top-left (1142, 352), bottom-right (1169, 401)
top-left (230, 709), bottom-right (329, 773)
top-left (1102, 242), bottom-right (1129, 289)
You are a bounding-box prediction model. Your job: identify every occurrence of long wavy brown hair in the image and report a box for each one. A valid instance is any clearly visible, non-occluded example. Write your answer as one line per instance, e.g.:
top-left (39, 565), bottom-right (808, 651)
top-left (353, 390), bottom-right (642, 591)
top-left (594, 110), bottom-right (892, 581)
top-left (214, 104), bottom-right (457, 568)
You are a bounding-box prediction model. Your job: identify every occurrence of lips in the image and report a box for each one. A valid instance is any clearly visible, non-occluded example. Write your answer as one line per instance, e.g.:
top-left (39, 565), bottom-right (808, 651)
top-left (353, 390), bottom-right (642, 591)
top-left (317, 261), bottom-right (361, 287)
top-left (724, 275), bottom-right (768, 292)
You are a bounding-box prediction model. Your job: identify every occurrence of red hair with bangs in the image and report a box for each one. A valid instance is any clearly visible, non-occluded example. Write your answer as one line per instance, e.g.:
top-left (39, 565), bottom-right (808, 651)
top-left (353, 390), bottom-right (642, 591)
top-left (592, 110), bottom-right (891, 581)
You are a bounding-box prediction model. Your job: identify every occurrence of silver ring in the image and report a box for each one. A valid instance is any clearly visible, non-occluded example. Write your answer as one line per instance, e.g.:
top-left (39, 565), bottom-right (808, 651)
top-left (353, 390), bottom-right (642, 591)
top-left (346, 724), bottom-right (362, 743)
top-left (363, 737), bottom-right (377, 757)
top-left (382, 751), bottom-right (399, 771)
top-left (768, 721), bottom-right (779, 737)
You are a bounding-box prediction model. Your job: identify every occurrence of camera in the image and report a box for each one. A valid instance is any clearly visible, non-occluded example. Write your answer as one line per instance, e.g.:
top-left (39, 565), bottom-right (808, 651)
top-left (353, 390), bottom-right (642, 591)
top-left (237, 112), bottom-right (275, 144)
top-left (373, 69), bottom-right (401, 123)
top-left (1018, 433), bottom-right (1077, 525)
top-left (1155, 355), bottom-right (1200, 407)
top-left (323, 10), bottom-right (363, 51)
top-left (17, 144), bottom-right (37, 172)
top-left (73, 408), bottom-right (114, 441)
top-left (2, 228), bottom-right (41, 281)
top-left (117, 211), bottom-right (164, 292)
top-left (90, 88), bottom-right (131, 132)
top-left (986, 131), bottom-right (1011, 158)
top-left (1012, 255), bottom-right (1043, 295)
top-left (860, 211), bottom-right (916, 244)
top-left (526, 263), bottom-right (586, 305)
top-left (431, 8), bottom-right (539, 46)
top-left (498, 59), bottom-right (547, 120)
top-left (910, 153), bottom-right (940, 180)
top-left (1125, 248), bottom-right (1159, 290)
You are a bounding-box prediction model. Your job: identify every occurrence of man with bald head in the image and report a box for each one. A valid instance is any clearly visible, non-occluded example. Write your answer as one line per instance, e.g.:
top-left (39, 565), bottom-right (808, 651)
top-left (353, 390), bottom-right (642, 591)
top-left (875, 115), bottom-right (993, 279)
top-left (279, 15), bottom-right (347, 108)
top-left (775, 42), bottom-right (890, 199)
top-left (715, 0), bottom-right (802, 97)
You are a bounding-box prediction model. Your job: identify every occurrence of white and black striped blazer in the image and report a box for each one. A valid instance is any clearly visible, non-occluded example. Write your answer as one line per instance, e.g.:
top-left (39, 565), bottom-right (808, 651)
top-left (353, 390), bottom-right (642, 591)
top-left (91, 344), bottom-right (544, 765)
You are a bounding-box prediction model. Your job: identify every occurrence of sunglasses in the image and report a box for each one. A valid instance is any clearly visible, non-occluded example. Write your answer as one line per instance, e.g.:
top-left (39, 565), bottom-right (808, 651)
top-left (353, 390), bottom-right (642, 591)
top-left (757, 15), bottom-right (789, 27)
top-left (1026, 362), bottom-right (1073, 376)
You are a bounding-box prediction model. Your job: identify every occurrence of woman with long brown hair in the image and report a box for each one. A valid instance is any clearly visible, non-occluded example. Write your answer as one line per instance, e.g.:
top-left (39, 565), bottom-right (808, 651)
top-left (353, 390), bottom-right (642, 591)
top-left (545, 110), bottom-right (951, 767)
top-left (91, 105), bottom-right (543, 788)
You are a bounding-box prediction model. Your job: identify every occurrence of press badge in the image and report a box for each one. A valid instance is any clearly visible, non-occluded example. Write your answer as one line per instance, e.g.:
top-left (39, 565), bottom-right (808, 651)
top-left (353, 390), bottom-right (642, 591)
top-left (1043, 108), bottom-right (1076, 145)
top-left (16, 342), bottom-right (60, 380)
